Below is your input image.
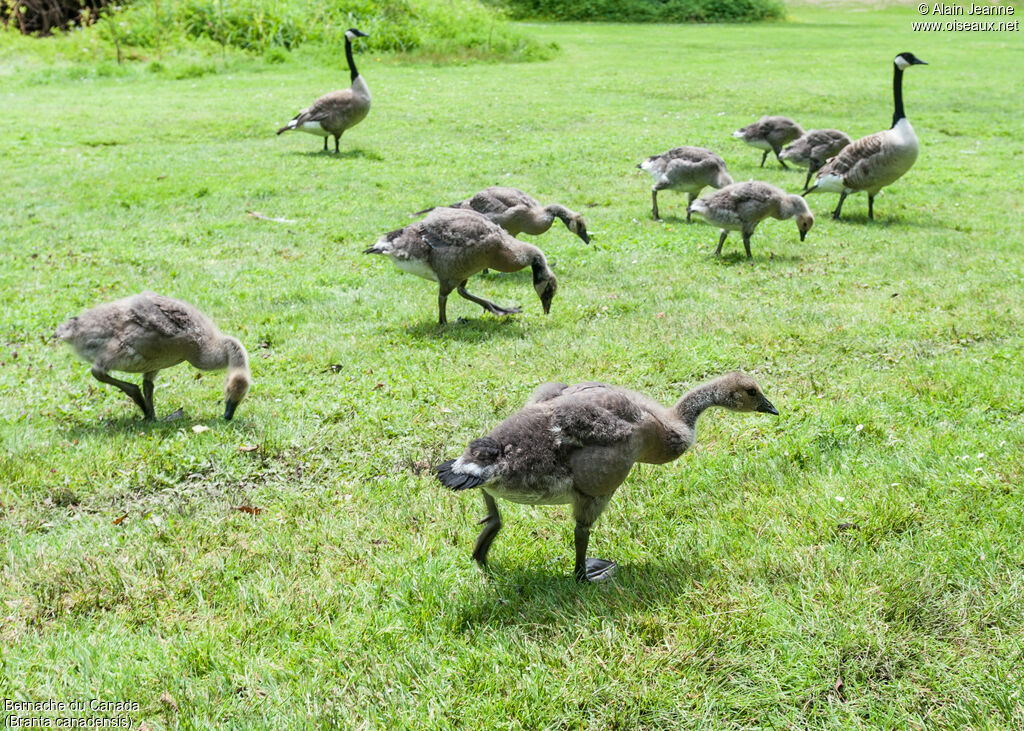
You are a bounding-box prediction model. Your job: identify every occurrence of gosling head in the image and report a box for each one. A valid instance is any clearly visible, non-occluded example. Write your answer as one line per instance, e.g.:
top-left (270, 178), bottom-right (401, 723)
top-left (797, 211), bottom-right (814, 242)
top-left (531, 263), bottom-right (558, 315)
top-left (717, 372), bottom-right (779, 415)
top-left (223, 369), bottom-right (251, 421)
top-left (566, 214), bottom-right (591, 244)
top-left (894, 52), bottom-right (927, 70)
top-left (345, 28), bottom-right (369, 41)
top-left (784, 195), bottom-right (815, 241)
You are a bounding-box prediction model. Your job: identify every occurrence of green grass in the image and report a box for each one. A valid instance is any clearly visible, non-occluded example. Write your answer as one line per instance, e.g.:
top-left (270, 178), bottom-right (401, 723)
top-left (2, 3), bottom-right (1024, 728)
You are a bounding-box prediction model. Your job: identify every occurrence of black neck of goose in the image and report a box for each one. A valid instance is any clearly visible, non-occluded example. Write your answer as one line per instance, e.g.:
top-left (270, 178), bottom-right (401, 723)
top-left (891, 63), bottom-right (906, 128)
top-left (346, 36), bottom-right (359, 83)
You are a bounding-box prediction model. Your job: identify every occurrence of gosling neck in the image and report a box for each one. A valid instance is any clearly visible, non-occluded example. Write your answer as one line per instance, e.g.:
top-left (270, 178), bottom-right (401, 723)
top-left (673, 379), bottom-right (723, 431)
top-left (197, 334), bottom-right (249, 373)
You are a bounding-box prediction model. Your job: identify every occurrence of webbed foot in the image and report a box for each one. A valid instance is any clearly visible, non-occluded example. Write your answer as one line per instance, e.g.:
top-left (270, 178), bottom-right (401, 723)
top-left (578, 558), bottom-right (617, 583)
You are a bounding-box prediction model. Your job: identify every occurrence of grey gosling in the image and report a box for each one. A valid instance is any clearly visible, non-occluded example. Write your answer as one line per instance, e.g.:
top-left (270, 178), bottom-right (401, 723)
top-left (55, 292), bottom-right (251, 420)
top-left (436, 372), bottom-right (779, 582)
top-left (804, 52), bottom-right (927, 220)
top-left (779, 129), bottom-right (854, 190)
top-left (687, 181), bottom-right (814, 259)
top-left (732, 116), bottom-right (804, 169)
top-left (363, 207), bottom-right (557, 326)
top-left (277, 29), bottom-right (371, 153)
top-left (414, 186), bottom-right (590, 245)
top-left (638, 146), bottom-right (734, 221)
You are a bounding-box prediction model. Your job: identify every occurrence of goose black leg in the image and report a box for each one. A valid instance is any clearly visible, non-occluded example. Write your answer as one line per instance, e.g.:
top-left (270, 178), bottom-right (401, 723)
top-left (832, 192), bottom-right (848, 220)
top-left (868, 194), bottom-right (875, 220)
top-left (91, 366), bottom-right (153, 419)
top-left (651, 190), bottom-right (660, 220)
top-left (472, 492), bottom-right (502, 572)
top-left (334, 135), bottom-right (340, 154)
top-left (714, 229), bottom-right (728, 258)
top-left (323, 137), bottom-right (328, 153)
top-left (804, 166), bottom-right (814, 191)
top-left (573, 497), bottom-right (615, 583)
top-left (456, 281), bottom-right (521, 318)
top-left (142, 371), bottom-right (157, 419)
top-left (760, 150), bottom-right (769, 167)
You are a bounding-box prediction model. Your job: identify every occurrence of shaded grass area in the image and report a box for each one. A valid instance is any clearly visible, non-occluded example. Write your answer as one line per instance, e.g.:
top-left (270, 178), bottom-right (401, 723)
top-left (2, 4), bottom-right (1024, 728)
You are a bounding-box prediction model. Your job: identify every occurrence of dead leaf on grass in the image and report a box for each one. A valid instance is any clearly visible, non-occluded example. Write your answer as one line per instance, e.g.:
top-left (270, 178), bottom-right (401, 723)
top-left (159, 691), bottom-right (178, 711)
top-left (235, 505), bottom-right (263, 515)
top-left (192, 424), bottom-right (211, 434)
top-left (238, 444), bottom-right (259, 453)
top-left (112, 512), bottom-right (128, 525)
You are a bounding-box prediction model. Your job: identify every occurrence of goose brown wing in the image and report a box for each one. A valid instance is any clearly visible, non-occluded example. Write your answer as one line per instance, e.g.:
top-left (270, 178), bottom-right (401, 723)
top-left (817, 132), bottom-right (886, 184)
top-left (293, 89), bottom-right (359, 125)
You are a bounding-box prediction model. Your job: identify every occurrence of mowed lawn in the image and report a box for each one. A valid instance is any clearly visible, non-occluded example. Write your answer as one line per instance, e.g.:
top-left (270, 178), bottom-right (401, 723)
top-left (2, 3), bottom-right (1023, 728)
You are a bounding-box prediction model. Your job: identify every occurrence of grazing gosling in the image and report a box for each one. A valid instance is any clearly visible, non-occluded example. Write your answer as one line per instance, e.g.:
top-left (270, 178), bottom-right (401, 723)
top-left (414, 187), bottom-right (590, 245)
top-left (638, 146), bottom-right (734, 221)
top-left (687, 181), bottom-right (814, 259)
top-left (277, 29), bottom-right (371, 153)
top-left (436, 373), bottom-right (779, 582)
top-left (779, 129), bottom-right (854, 190)
top-left (364, 208), bottom-right (557, 326)
top-left (804, 52), bottom-right (928, 220)
top-left (733, 116), bottom-right (804, 169)
top-left (55, 293), bottom-right (251, 420)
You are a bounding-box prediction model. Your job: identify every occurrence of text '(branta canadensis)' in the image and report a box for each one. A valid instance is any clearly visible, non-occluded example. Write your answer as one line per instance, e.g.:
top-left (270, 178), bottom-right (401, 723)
top-left (414, 187), bottom-right (590, 245)
top-left (687, 181), bottom-right (814, 259)
top-left (638, 146), bottom-right (734, 221)
top-left (779, 129), bottom-right (854, 190)
top-left (277, 29), bottom-right (371, 153)
top-left (363, 208), bottom-right (558, 326)
top-left (436, 373), bottom-right (778, 582)
top-left (732, 116), bottom-right (804, 169)
top-left (55, 293), bottom-right (251, 420)
top-left (804, 52), bottom-right (927, 220)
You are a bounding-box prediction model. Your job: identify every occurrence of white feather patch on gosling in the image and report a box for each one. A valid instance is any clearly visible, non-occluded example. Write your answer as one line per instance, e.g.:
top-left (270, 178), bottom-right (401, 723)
top-left (393, 257), bottom-right (438, 282)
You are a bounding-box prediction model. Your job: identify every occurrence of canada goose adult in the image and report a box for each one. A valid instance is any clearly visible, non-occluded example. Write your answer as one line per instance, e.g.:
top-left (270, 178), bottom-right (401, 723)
top-left (414, 187), bottom-right (590, 245)
top-left (363, 207), bottom-right (557, 325)
top-left (436, 372), bottom-right (778, 582)
top-left (55, 293), bottom-right (251, 420)
top-left (277, 28), bottom-right (371, 153)
top-left (638, 146), bottom-right (734, 221)
top-left (687, 181), bottom-right (814, 259)
top-left (804, 52), bottom-right (928, 220)
top-left (779, 129), bottom-right (854, 190)
top-left (733, 116), bottom-right (804, 169)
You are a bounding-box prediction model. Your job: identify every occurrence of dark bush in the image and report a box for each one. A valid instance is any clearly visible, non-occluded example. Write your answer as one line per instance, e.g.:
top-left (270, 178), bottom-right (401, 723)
top-left (1, 0), bottom-right (110, 34)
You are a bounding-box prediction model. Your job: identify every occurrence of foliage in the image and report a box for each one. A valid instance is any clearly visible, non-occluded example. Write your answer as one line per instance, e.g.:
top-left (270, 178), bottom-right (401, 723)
top-left (2, 5), bottom-right (1024, 728)
top-left (493, 0), bottom-right (784, 23)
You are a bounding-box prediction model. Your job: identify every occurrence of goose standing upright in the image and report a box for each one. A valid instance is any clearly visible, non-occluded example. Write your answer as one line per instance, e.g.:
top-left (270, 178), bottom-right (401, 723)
top-left (638, 146), bottom-right (734, 221)
top-left (277, 28), bottom-right (371, 153)
top-left (55, 293), bottom-right (251, 420)
top-left (732, 116), bottom-right (804, 169)
top-left (414, 187), bottom-right (590, 245)
top-left (687, 181), bottom-right (814, 258)
top-left (804, 52), bottom-right (928, 220)
top-left (364, 208), bottom-right (557, 325)
top-left (436, 373), bottom-right (779, 582)
top-left (779, 129), bottom-right (854, 190)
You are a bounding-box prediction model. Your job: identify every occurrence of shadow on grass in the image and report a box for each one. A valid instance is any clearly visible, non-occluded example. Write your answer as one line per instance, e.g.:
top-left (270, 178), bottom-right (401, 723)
top-left (63, 410), bottom-right (230, 439)
top-left (284, 148), bottom-right (383, 161)
top-left (387, 314), bottom-right (533, 341)
top-left (452, 556), bottom-right (714, 629)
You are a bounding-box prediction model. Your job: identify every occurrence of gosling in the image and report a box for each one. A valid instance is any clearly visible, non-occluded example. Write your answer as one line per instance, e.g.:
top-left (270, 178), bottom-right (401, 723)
top-left (779, 129), bottom-right (854, 190)
top-left (55, 292), bottom-right (251, 420)
top-left (414, 186), bottom-right (590, 245)
top-left (687, 181), bottom-right (814, 259)
top-left (436, 372), bottom-right (779, 582)
top-left (638, 146), bottom-right (734, 221)
top-left (364, 208), bottom-right (557, 326)
top-left (733, 116), bottom-right (804, 169)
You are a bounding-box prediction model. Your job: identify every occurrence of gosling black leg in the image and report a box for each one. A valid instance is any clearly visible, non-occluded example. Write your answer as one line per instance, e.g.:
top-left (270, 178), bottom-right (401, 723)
top-left (573, 497), bottom-right (615, 583)
top-left (868, 194), bottom-right (875, 221)
top-left (142, 371), bottom-right (157, 419)
top-left (743, 232), bottom-right (753, 259)
top-left (456, 281), bottom-right (521, 318)
top-left (760, 150), bottom-right (769, 168)
top-left (803, 167), bottom-right (814, 191)
top-left (686, 193), bottom-right (694, 223)
top-left (832, 192), bottom-right (848, 221)
top-left (472, 492), bottom-right (502, 572)
top-left (438, 288), bottom-right (450, 326)
top-left (714, 229), bottom-right (728, 258)
top-left (91, 365), bottom-right (152, 420)
top-left (651, 189), bottom-right (660, 220)
top-left (773, 145), bottom-right (789, 169)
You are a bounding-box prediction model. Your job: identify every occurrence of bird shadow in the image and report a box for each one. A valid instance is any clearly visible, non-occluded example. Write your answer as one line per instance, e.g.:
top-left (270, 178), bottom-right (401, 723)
top-left (451, 557), bottom-right (711, 630)
top-left (62, 410), bottom-right (228, 439)
top-left (712, 251), bottom-right (804, 265)
top-left (398, 315), bottom-right (530, 342)
top-left (285, 148), bottom-right (383, 161)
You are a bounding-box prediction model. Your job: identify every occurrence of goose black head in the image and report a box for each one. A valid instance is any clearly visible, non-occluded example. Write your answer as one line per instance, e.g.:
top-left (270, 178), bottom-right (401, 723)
top-left (894, 52), bottom-right (927, 70)
top-left (345, 28), bottom-right (369, 40)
